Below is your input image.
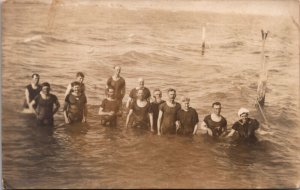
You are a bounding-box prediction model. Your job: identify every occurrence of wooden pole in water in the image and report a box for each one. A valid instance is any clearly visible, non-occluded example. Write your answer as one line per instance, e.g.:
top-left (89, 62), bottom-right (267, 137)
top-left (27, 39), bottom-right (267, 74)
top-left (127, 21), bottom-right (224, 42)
top-left (201, 24), bottom-right (206, 55)
top-left (256, 30), bottom-right (269, 107)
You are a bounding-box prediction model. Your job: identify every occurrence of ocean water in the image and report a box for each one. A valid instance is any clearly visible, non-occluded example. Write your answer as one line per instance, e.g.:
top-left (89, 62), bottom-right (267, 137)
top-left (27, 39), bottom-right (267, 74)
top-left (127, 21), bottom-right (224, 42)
top-left (2, 0), bottom-right (300, 188)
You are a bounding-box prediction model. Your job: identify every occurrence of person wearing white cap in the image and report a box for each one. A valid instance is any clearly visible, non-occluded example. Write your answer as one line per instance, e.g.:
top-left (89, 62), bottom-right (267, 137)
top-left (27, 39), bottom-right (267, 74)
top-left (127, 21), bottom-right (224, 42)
top-left (106, 65), bottom-right (126, 104)
top-left (227, 107), bottom-right (260, 141)
top-left (175, 96), bottom-right (199, 136)
top-left (200, 102), bottom-right (227, 137)
top-left (125, 77), bottom-right (151, 109)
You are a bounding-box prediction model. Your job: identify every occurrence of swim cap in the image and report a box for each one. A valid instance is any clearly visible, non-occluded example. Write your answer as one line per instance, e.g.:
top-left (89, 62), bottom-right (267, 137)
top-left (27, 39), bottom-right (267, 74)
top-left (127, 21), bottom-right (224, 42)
top-left (238, 107), bottom-right (249, 117)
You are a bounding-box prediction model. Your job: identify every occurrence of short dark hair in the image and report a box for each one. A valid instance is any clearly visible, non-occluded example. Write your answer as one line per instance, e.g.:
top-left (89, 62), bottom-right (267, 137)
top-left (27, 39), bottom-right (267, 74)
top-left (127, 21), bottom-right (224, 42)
top-left (41, 82), bottom-right (50, 88)
top-left (71, 81), bottom-right (81, 87)
top-left (76, 72), bottom-right (84, 78)
top-left (32, 73), bottom-right (40, 78)
top-left (212, 102), bottom-right (221, 107)
top-left (167, 88), bottom-right (176, 93)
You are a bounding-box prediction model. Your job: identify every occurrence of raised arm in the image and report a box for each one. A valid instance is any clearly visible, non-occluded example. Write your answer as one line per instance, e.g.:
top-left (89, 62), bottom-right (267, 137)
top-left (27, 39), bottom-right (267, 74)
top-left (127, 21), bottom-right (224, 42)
top-left (157, 110), bottom-right (163, 135)
top-left (64, 83), bottom-right (72, 98)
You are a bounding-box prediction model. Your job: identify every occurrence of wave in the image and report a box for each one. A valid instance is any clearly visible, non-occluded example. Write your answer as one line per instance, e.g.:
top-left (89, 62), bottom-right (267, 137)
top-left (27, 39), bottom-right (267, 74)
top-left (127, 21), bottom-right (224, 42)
top-left (220, 41), bottom-right (244, 49)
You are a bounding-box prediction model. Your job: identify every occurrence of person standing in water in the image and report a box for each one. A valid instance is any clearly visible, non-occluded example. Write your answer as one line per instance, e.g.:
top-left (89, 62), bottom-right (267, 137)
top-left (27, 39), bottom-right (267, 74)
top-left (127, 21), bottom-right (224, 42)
top-left (126, 77), bottom-right (151, 108)
top-left (175, 97), bottom-right (199, 136)
top-left (29, 82), bottom-right (60, 126)
top-left (150, 89), bottom-right (165, 132)
top-left (64, 72), bottom-right (85, 98)
top-left (200, 102), bottom-right (227, 137)
top-left (227, 108), bottom-right (260, 142)
top-left (98, 87), bottom-right (122, 127)
top-left (125, 89), bottom-right (153, 130)
top-left (106, 65), bottom-right (126, 104)
top-left (63, 81), bottom-right (87, 124)
top-left (157, 88), bottom-right (181, 135)
top-left (24, 73), bottom-right (42, 109)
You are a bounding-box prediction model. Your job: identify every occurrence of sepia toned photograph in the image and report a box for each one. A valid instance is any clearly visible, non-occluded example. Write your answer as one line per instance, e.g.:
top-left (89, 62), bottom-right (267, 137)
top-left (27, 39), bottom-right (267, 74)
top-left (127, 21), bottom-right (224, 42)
top-left (2, 0), bottom-right (300, 189)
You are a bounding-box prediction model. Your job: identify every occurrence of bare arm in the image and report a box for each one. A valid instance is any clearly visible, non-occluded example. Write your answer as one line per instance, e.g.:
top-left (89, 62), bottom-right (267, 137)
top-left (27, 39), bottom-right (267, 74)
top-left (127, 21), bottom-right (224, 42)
top-left (126, 97), bottom-right (132, 109)
top-left (157, 110), bottom-right (163, 135)
top-left (64, 110), bottom-right (70, 124)
top-left (64, 83), bottom-right (72, 98)
top-left (25, 88), bottom-right (30, 106)
top-left (200, 121), bottom-right (213, 136)
top-left (125, 109), bottom-right (133, 129)
top-left (149, 113), bottom-right (154, 132)
top-left (98, 107), bottom-right (112, 116)
top-left (193, 123), bottom-right (199, 135)
top-left (226, 129), bottom-right (235, 137)
top-left (82, 104), bottom-right (87, 123)
top-left (29, 100), bottom-right (37, 115)
top-left (52, 99), bottom-right (60, 115)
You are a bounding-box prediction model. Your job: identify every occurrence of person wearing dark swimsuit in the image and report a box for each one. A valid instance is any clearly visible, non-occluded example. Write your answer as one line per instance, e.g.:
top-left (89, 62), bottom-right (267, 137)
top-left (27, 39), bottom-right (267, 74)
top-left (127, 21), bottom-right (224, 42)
top-left (64, 81), bottom-right (87, 124)
top-left (200, 102), bottom-right (227, 137)
top-left (126, 89), bottom-right (153, 130)
top-left (30, 82), bottom-right (60, 126)
top-left (24, 73), bottom-right (42, 109)
top-left (126, 77), bottom-right (151, 109)
top-left (157, 88), bottom-right (181, 135)
top-left (98, 87), bottom-right (122, 127)
top-left (64, 72), bottom-right (86, 98)
top-left (106, 65), bottom-right (126, 104)
top-left (150, 89), bottom-right (165, 132)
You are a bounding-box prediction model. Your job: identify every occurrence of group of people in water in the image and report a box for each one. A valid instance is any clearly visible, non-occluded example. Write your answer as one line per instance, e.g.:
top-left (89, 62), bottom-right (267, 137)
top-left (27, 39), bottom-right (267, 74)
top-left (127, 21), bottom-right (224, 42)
top-left (24, 66), bottom-right (260, 141)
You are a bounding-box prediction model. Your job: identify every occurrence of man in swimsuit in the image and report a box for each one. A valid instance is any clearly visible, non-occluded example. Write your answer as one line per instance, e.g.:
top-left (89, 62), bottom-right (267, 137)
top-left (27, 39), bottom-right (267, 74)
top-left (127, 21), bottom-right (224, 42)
top-left (24, 73), bottom-right (42, 110)
top-left (227, 107), bottom-right (260, 142)
top-left (29, 82), bottom-right (60, 126)
top-left (200, 102), bottom-right (227, 137)
top-left (157, 88), bottom-right (181, 135)
top-left (126, 77), bottom-right (151, 108)
top-left (176, 97), bottom-right (199, 136)
top-left (150, 89), bottom-right (165, 132)
top-left (98, 87), bottom-right (122, 127)
top-left (64, 72), bottom-right (85, 98)
top-left (106, 65), bottom-right (126, 104)
top-left (125, 89), bottom-right (153, 130)
top-left (64, 81), bottom-right (87, 124)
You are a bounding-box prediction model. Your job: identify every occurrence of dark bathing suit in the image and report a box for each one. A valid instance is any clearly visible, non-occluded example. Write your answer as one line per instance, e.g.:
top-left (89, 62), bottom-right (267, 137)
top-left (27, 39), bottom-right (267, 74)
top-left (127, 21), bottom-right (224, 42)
top-left (232, 118), bottom-right (259, 141)
top-left (129, 87), bottom-right (151, 101)
top-left (34, 94), bottom-right (59, 126)
top-left (203, 115), bottom-right (227, 137)
top-left (151, 100), bottom-right (165, 132)
top-left (24, 84), bottom-right (42, 108)
top-left (100, 98), bottom-right (120, 126)
top-left (176, 108), bottom-right (199, 136)
top-left (159, 102), bottom-right (181, 134)
top-left (107, 77), bottom-right (126, 102)
top-left (64, 93), bottom-right (87, 123)
top-left (129, 100), bottom-right (152, 128)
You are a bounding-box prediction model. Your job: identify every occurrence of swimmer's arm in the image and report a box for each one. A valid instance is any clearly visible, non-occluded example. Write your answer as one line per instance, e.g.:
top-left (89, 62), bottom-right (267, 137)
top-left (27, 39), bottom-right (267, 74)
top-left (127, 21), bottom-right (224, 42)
top-left (52, 100), bottom-right (60, 115)
top-left (126, 97), bottom-right (132, 109)
top-left (149, 113), bottom-right (154, 132)
top-left (29, 100), bottom-right (37, 115)
top-left (82, 104), bottom-right (87, 123)
top-left (25, 88), bottom-right (30, 106)
top-left (125, 109), bottom-right (133, 129)
top-left (226, 129), bottom-right (235, 137)
top-left (157, 110), bottom-right (163, 135)
top-left (200, 121), bottom-right (213, 136)
top-left (64, 83), bottom-right (72, 98)
top-left (98, 107), bottom-right (110, 116)
top-left (193, 123), bottom-right (199, 135)
top-left (63, 110), bottom-right (70, 124)
top-left (175, 120), bottom-right (181, 132)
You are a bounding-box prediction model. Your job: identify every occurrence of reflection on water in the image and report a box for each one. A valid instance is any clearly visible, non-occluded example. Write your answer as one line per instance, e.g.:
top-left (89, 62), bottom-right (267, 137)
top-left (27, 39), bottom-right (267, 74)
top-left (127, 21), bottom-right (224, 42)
top-left (2, 0), bottom-right (300, 189)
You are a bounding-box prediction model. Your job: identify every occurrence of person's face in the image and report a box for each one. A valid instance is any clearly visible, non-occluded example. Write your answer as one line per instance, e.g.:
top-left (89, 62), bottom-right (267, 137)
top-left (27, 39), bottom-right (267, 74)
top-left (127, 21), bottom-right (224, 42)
top-left (213, 105), bottom-right (221, 115)
top-left (73, 85), bottom-right (81, 93)
top-left (137, 90), bottom-right (144, 100)
top-left (77, 76), bottom-right (84, 83)
top-left (139, 80), bottom-right (144, 88)
top-left (32, 75), bottom-right (39, 85)
top-left (168, 91), bottom-right (176, 101)
top-left (240, 113), bottom-right (248, 122)
top-left (183, 101), bottom-right (190, 110)
top-left (153, 91), bottom-right (162, 100)
top-left (114, 66), bottom-right (121, 76)
top-left (41, 86), bottom-right (50, 95)
top-left (108, 89), bottom-right (115, 98)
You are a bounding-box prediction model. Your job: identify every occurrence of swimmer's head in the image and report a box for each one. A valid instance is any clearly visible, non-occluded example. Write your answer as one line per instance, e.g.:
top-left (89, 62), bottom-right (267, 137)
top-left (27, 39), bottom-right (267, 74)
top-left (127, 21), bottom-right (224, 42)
top-left (238, 108), bottom-right (249, 122)
top-left (107, 87), bottom-right (115, 98)
top-left (31, 73), bottom-right (40, 85)
top-left (212, 102), bottom-right (222, 115)
top-left (153, 88), bottom-right (162, 99)
top-left (138, 77), bottom-right (144, 88)
top-left (167, 88), bottom-right (176, 101)
top-left (41, 82), bottom-right (50, 94)
top-left (181, 96), bottom-right (190, 110)
top-left (114, 65), bottom-right (121, 75)
top-left (136, 89), bottom-right (144, 100)
top-left (71, 81), bottom-right (81, 93)
top-left (76, 72), bottom-right (84, 83)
